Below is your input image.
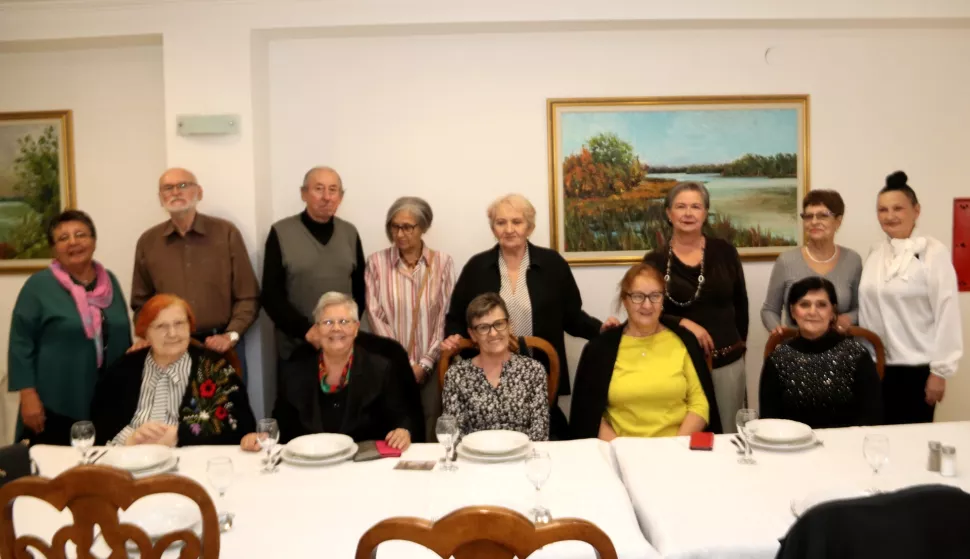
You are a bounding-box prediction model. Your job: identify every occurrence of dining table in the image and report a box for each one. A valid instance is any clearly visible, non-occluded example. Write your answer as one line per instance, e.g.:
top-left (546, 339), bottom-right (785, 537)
top-left (611, 421), bottom-right (970, 559)
top-left (18, 438), bottom-right (660, 558)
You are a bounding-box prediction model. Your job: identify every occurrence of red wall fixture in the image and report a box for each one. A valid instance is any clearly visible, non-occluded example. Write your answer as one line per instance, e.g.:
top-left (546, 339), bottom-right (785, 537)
top-left (953, 198), bottom-right (970, 292)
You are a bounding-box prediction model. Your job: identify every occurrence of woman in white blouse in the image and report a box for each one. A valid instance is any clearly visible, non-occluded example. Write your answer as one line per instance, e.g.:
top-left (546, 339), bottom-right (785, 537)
top-left (859, 171), bottom-right (963, 424)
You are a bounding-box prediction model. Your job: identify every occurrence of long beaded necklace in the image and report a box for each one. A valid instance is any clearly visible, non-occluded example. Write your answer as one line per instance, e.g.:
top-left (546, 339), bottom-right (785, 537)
top-left (664, 242), bottom-right (705, 308)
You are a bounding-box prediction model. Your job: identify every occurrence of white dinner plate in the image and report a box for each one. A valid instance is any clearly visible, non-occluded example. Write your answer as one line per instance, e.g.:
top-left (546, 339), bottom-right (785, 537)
top-left (281, 443), bottom-right (358, 466)
top-left (790, 487), bottom-right (871, 517)
top-left (130, 456), bottom-right (180, 479)
top-left (747, 419), bottom-right (813, 444)
top-left (121, 494), bottom-right (201, 539)
top-left (285, 433), bottom-right (355, 459)
top-left (101, 445), bottom-right (173, 472)
top-left (460, 430), bottom-right (530, 456)
top-left (747, 431), bottom-right (821, 452)
top-left (456, 442), bottom-right (531, 463)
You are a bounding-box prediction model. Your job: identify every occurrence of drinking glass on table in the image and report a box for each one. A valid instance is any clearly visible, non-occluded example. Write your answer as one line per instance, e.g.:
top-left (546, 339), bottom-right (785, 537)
top-left (435, 415), bottom-right (458, 472)
top-left (256, 418), bottom-right (280, 473)
top-left (863, 434), bottom-right (890, 493)
top-left (525, 449), bottom-right (552, 524)
top-left (735, 408), bottom-right (758, 465)
top-left (70, 421), bottom-right (95, 465)
top-left (206, 457), bottom-right (235, 532)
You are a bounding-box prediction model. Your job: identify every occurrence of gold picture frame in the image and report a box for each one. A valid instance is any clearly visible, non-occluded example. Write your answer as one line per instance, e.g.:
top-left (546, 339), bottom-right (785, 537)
top-left (548, 95), bottom-right (810, 266)
top-left (0, 110), bottom-right (76, 273)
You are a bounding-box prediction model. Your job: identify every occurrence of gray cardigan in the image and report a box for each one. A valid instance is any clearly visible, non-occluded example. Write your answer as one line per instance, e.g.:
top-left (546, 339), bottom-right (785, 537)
top-left (760, 246), bottom-right (863, 330)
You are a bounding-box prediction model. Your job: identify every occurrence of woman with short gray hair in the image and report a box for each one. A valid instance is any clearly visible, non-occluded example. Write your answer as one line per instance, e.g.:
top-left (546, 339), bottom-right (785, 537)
top-left (365, 196), bottom-right (456, 441)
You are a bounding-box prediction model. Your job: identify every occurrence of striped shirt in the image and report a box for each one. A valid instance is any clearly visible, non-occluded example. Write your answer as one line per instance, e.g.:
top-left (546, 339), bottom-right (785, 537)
top-left (365, 245), bottom-right (456, 369)
top-left (499, 250), bottom-right (533, 337)
top-left (111, 352), bottom-right (192, 445)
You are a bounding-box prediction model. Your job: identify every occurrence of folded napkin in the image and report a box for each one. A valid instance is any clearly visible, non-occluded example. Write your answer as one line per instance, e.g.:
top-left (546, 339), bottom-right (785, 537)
top-left (375, 440), bottom-right (402, 457)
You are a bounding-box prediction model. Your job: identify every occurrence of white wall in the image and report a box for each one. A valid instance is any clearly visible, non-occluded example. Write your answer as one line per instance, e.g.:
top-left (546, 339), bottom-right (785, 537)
top-left (267, 27), bottom-right (970, 420)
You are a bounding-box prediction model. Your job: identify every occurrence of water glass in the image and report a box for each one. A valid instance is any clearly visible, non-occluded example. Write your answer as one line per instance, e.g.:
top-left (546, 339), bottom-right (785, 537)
top-left (863, 434), bottom-right (890, 492)
top-left (257, 418), bottom-right (280, 472)
top-left (525, 449), bottom-right (552, 523)
top-left (435, 415), bottom-right (458, 472)
top-left (70, 421), bottom-right (95, 464)
top-left (206, 457), bottom-right (234, 531)
top-left (735, 408), bottom-right (758, 465)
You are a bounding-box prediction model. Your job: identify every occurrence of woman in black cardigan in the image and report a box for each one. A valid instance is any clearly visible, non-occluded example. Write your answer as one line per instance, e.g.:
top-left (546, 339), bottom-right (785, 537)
top-left (92, 295), bottom-right (255, 446)
top-left (442, 194), bottom-right (617, 437)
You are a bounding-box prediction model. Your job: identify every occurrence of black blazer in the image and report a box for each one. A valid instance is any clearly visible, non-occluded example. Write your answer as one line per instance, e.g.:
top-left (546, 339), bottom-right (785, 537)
top-left (569, 323), bottom-right (723, 438)
top-left (91, 346), bottom-right (256, 446)
top-left (445, 242), bottom-right (601, 394)
top-left (273, 342), bottom-right (420, 444)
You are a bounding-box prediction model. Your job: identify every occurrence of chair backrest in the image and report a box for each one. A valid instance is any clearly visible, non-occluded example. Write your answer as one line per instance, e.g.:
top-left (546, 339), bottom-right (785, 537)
top-left (0, 465), bottom-right (220, 559)
top-left (355, 505), bottom-right (618, 559)
top-left (764, 326), bottom-right (885, 380)
top-left (437, 337), bottom-right (561, 405)
top-left (189, 338), bottom-right (243, 378)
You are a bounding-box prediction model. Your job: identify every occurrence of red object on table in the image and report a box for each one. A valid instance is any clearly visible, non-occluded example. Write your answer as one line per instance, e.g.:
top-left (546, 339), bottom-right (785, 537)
top-left (953, 198), bottom-right (970, 292)
top-left (375, 440), bottom-right (402, 457)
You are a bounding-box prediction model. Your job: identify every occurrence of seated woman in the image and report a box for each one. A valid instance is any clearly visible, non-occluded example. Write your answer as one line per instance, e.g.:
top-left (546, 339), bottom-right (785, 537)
top-left (241, 292), bottom-right (416, 451)
top-left (442, 293), bottom-right (549, 441)
top-left (760, 277), bottom-right (883, 428)
top-left (92, 294), bottom-right (255, 446)
top-left (570, 263), bottom-right (721, 439)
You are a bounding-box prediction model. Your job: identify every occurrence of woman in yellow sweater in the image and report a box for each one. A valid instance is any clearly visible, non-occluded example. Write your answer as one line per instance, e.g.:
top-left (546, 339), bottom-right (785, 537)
top-left (570, 263), bottom-right (722, 438)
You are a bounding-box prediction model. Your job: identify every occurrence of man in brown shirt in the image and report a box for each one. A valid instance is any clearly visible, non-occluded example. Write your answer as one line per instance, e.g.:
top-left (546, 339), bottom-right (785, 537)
top-left (131, 168), bottom-right (260, 375)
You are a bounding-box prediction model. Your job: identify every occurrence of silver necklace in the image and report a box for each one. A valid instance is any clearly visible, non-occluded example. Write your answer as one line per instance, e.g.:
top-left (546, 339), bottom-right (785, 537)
top-left (626, 324), bottom-right (663, 356)
top-left (664, 242), bottom-right (704, 307)
top-left (804, 245), bottom-right (838, 264)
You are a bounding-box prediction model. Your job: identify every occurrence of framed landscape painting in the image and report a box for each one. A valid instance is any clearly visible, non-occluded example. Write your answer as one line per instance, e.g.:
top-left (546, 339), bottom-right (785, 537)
top-left (0, 110), bottom-right (75, 273)
top-left (547, 96), bottom-right (809, 265)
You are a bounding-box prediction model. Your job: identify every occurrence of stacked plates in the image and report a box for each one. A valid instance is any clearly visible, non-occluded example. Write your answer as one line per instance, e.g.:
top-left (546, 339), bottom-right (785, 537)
top-left (456, 430), bottom-right (531, 463)
top-left (281, 433), bottom-right (358, 466)
top-left (119, 494), bottom-right (201, 551)
top-left (101, 445), bottom-right (178, 477)
top-left (746, 419), bottom-right (819, 451)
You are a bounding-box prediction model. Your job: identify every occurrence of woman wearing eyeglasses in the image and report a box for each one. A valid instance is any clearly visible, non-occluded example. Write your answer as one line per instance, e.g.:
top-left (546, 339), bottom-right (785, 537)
top-left (251, 291), bottom-right (417, 449)
top-left (365, 197), bottom-right (455, 442)
top-left (441, 293), bottom-right (549, 441)
top-left (8, 210), bottom-right (132, 446)
top-left (761, 190), bottom-right (863, 336)
top-left (570, 263), bottom-right (721, 439)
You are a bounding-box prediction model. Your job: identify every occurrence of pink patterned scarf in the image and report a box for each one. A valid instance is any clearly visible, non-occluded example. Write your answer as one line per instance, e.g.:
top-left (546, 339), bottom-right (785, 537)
top-left (49, 260), bottom-right (114, 367)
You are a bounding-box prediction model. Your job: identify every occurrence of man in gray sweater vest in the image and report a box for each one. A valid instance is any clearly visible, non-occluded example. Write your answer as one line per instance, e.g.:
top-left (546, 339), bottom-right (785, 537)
top-left (261, 166), bottom-right (367, 360)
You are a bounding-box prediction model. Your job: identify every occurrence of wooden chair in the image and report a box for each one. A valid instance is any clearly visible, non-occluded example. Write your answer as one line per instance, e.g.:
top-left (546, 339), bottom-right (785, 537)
top-left (355, 505), bottom-right (618, 559)
top-left (0, 465), bottom-right (220, 559)
top-left (189, 338), bottom-right (243, 378)
top-left (438, 337), bottom-right (561, 405)
top-left (764, 326), bottom-right (886, 380)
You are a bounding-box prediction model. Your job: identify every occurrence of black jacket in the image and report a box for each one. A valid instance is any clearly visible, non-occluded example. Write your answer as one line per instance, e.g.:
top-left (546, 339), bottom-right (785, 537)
top-left (91, 345), bottom-right (256, 446)
top-left (445, 242), bottom-right (601, 394)
top-left (569, 323), bottom-right (723, 438)
top-left (273, 342), bottom-right (421, 444)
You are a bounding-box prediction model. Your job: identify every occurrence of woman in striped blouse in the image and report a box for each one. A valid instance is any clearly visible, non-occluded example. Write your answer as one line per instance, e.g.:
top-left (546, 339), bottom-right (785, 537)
top-left (365, 197), bottom-right (456, 441)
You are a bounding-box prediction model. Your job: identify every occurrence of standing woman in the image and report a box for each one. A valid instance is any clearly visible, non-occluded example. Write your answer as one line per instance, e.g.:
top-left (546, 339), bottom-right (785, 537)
top-left (8, 210), bottom-right (132, 445)
top-left (761, 190), bottom-right (863, 335)
top-left (859, 171), bottom-right (962, 424)
top-left (365, 196), bottom-right (455, 441)
top-left (643, 182), bottom-right (748, 433)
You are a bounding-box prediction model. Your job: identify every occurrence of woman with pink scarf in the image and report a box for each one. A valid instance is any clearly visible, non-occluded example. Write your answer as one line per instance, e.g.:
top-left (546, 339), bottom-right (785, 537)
top-left (8, 210), bottom-right (131, 445)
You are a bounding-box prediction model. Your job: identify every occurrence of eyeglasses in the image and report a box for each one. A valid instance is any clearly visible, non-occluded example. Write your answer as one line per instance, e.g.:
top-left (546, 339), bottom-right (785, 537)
top-left (390, 223), bottom-right (418, 234)
top-left (160, 182), bottom-right (198, 194)
top-left (54, 231), bottom-right (92, 244)
top-left (318, 318), bottom-right (358, 330)
top-left (471, 319), bottom-right (510, 335)
top-left (800, 211), bottom-right (836, 221)
top-left (624, 291), bottom-right (664, 305)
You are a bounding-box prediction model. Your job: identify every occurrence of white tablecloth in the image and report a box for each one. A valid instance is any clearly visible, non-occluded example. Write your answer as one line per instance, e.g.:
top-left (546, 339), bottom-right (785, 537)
top-left (22, 439), bottom-right (658, 559)
top-left (612, 421), bottom-right (970, 559)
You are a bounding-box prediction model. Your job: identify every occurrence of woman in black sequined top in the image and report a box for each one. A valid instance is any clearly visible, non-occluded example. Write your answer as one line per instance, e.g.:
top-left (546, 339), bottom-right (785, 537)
top-left (759, 277), bottom-right (883, 428)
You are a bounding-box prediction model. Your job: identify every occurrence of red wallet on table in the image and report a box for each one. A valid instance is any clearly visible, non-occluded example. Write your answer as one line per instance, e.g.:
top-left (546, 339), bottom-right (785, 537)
top-left (375, 440), bottom-right (402, 457)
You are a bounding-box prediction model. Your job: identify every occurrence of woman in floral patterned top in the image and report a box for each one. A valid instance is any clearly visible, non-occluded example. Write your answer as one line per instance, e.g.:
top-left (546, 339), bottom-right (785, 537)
top-left (91, 294), bottom-right (255, 446)
top-left (442, 293), bottom-right (549, 441)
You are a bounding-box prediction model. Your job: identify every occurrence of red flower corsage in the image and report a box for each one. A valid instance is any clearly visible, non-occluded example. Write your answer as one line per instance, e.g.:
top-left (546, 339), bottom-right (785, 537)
top-left (199, 380), bottom-right (217, 399)
top-left (214, 406), bottom-right (228, 420)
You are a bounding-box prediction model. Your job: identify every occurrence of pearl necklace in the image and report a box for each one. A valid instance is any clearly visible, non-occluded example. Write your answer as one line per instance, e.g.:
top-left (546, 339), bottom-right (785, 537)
top-left (804, 245), bottom-right (838, 264)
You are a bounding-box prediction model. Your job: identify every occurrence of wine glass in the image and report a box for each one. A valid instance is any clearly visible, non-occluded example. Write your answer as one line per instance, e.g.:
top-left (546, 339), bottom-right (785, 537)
top-left (525, 449), bottom-right (552, 524)
top-left (735, 408), bottom-right (758, 465)
top-left (70, 421), bottom-right (95, 465)
top-left (863, 434), bottom-right (890, 493)
top-left (256, 418), bottom-right (280, 473)
top-left (206, 457), bottom-right (234, 532)
top-left (435, 415), bottom-right (458, 472)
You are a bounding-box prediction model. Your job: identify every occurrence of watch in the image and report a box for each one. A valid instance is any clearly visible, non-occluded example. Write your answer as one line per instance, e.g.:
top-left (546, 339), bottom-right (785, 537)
top-left (227, 331), bottom-right (240, 345)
